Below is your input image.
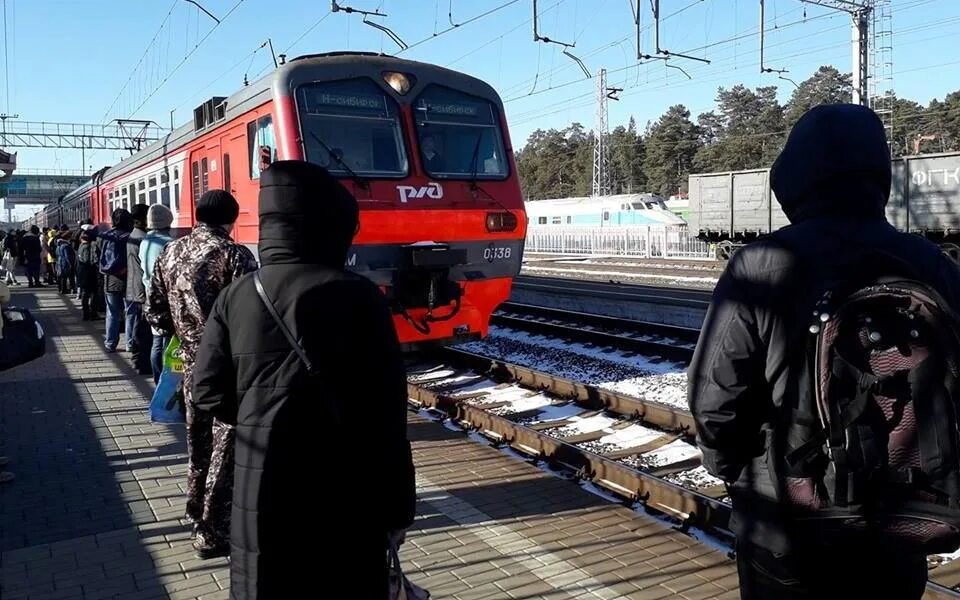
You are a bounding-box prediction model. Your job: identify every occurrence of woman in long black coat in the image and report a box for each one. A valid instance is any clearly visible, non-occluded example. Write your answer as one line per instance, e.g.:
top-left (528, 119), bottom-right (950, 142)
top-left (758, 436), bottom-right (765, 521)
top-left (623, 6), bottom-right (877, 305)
top-left (192, 160), bottom-right (415, 598)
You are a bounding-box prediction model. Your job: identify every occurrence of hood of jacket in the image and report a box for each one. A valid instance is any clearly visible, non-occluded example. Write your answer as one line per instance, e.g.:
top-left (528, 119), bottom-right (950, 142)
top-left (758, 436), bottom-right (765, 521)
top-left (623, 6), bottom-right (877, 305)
top-left (257, 160), bottom-right (359, 268)
top-left (771, 104), bottom-right (891, 224)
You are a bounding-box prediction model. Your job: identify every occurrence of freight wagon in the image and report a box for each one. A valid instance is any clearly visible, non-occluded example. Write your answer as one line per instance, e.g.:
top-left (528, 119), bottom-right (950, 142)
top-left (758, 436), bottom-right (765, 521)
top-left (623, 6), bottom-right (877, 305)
top-left (688, 151), bottom-right (960, 261)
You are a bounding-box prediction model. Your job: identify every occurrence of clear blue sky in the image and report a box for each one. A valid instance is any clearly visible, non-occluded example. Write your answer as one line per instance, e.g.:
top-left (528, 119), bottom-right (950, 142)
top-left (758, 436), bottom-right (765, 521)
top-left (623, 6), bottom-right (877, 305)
top-left (3, 0), bottom-right (960, 218)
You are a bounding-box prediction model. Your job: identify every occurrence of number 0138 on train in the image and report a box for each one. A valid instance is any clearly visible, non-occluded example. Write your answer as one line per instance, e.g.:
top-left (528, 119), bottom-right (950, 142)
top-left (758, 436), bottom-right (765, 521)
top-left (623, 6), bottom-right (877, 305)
top-left (46, 52), bottom-right (528, 349)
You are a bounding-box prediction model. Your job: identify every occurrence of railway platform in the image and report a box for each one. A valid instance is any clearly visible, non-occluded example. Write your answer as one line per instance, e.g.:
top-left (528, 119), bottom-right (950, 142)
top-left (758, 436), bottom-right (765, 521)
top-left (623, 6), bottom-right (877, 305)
top-left (0, 286), bottom-right (954, 600)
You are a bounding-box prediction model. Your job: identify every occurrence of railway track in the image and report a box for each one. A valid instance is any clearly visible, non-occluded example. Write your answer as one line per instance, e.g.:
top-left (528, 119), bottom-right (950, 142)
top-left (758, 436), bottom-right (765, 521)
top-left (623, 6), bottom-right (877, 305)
top-left (512, 275), bottom-right (713, 307)
top-left (408, 344), bottom-right (960, 597)
top-left (492, 301), bottom-right (700, 363)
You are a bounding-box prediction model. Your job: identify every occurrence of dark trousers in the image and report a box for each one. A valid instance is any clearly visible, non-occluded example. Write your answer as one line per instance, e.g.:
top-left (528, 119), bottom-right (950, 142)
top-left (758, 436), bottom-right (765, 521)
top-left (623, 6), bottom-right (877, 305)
top-left (129, 302), bottom-right (153, 374)
top-left (736, 539), bottom-right (927, 599)
top-left (58, 270), bottom-right (75, 294)
top-left (25, 262), bottom-right (41, 286)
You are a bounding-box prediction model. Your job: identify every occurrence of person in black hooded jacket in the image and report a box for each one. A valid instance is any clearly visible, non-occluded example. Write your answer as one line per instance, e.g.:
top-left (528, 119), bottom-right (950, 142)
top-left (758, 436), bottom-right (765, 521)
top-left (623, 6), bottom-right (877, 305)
top-left (688, 104), bottom-right (960, 599)
top-left (191, 160), bottom-right (415, 599)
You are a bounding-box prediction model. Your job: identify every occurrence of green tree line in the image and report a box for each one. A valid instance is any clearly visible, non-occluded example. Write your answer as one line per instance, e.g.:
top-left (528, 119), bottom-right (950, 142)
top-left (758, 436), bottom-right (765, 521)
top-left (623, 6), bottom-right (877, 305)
top-left (516, 65), bottom-right (960, 199)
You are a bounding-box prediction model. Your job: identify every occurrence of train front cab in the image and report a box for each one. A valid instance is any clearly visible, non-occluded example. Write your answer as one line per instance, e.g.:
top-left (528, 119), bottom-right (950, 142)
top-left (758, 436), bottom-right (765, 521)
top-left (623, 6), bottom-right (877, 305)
top-left (270, 54), bottom-right (526, 350)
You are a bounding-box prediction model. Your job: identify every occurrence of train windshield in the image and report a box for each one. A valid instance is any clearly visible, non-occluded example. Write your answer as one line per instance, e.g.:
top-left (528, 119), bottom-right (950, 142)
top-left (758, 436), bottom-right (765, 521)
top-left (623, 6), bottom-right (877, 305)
top-left (297, 78), bottom-right (408, 177)
top-left (414, 85), bottom-right (508, 180)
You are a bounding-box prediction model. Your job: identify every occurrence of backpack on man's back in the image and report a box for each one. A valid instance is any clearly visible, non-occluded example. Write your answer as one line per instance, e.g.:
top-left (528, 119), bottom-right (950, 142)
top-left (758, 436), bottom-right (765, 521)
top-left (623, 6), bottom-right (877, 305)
top-left (780, 252), bottom-right (960, 554)
top-left (98, 229), bottom-right (129, 278)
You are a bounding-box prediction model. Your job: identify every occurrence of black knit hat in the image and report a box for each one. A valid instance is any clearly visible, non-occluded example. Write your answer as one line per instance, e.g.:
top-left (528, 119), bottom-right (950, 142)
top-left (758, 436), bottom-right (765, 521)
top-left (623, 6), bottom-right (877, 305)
top-left (196, 189), bottom-right (240, 226)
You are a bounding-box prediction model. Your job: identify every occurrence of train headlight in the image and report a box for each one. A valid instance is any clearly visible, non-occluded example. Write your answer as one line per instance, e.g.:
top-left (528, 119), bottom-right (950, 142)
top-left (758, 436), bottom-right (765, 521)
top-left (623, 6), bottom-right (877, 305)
top-left (383, 71), bottom-right (415, 95)
top-left (486, 211), bottom-right (518, 232)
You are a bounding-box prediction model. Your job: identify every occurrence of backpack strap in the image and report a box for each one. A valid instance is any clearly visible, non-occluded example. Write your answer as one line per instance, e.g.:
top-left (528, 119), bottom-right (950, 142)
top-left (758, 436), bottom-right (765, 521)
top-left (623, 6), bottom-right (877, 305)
top-left (253, 271), bottom-right (318, 377)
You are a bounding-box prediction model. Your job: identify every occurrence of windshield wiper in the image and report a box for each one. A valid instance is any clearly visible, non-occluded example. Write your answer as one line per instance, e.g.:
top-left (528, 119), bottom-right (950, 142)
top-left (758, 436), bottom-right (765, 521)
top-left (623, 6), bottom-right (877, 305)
top-left (468, 131), bottom-right (484, 191)
top-left (308, 132), bottom-right (368, 189)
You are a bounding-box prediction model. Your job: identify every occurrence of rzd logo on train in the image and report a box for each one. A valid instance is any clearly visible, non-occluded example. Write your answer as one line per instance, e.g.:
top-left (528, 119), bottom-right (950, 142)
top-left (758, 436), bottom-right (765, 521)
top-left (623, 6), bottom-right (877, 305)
top-left (397, 183), bottom-right (443, 203)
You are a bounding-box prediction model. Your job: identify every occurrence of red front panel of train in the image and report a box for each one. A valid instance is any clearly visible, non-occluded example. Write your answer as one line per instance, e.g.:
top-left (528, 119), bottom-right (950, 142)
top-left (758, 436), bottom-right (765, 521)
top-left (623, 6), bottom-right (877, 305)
top-left (265, 68), bottom-right (527, 347)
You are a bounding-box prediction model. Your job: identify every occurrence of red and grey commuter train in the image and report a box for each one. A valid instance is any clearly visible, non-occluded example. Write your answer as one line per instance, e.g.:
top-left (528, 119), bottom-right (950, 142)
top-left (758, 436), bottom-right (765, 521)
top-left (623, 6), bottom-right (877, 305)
top-left (28, 52), bottom-right (527, 348)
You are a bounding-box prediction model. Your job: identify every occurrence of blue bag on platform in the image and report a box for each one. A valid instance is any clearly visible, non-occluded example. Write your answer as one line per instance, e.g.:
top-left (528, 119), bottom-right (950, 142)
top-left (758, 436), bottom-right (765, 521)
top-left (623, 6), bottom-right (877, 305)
top-left (149, 337), bottom-right (185, 424)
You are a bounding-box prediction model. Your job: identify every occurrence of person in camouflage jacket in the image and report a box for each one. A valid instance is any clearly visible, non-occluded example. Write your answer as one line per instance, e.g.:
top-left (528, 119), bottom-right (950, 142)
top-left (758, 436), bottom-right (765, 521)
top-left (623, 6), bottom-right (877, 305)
top-left (145, 189), bottom-right (258, 559)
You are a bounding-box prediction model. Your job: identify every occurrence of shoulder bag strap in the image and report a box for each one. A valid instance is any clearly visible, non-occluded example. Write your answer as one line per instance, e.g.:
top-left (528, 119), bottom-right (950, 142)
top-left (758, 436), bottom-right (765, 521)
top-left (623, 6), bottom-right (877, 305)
top-left (254, 271), bottom-right (317, 376)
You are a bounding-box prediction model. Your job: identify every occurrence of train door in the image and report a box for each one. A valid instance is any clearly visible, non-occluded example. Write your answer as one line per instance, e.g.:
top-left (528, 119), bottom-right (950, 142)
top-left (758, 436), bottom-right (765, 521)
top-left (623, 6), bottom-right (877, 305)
top-left (188, 144), bottom-right (221, 225)
top-left (221, 125), bottom-right (258, 245)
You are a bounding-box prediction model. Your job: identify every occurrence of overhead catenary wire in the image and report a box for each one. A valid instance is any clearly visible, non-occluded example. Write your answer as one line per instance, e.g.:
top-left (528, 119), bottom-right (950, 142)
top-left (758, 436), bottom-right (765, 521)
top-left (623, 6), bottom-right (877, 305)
top-left (101, 0), bottom-right (179, 123)
top-left (129, 0), bottom-right (247, 120)
top-left (507, 10), bottom-right (958, 126)
top-left (500, 0), bottom-right (750, 99)
top-left (506, 0), bottom-right (943, 112)
top-left (398, 0), bottom-right (522, 55)
top-left (446, 0), bottom-right (568, 67)
top-left (509, 33), bottom-right (960, 130)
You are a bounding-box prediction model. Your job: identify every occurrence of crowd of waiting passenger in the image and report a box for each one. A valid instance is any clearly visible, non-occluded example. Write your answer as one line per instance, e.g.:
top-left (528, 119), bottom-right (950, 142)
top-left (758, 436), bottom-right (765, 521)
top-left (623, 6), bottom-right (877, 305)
top-left (0, 160), bottom-right (417, 598)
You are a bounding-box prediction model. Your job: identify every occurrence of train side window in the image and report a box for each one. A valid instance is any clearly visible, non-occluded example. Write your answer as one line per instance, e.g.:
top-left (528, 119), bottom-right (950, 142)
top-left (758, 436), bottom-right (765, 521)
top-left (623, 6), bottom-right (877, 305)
top-left (603, 211), bottom-right (610, 221)
top-left (537, 217), bottom-right (547, 225)
top-left (223, 154), bottom-right (231, 192)
top-left (149, 190), bottom-right (157, 205)
top-left (247, 116), bottom-right (274, 179)
top-left (551, 216), bottom-right (561, 225)
top-left (566, 216), bottom-right (572, 223)
top-left (192, 161), bottom-right (200, 200)
top-left (201, 158), bottom-right (209, 193)
top-left (174, 167), bottom-right (181, 210)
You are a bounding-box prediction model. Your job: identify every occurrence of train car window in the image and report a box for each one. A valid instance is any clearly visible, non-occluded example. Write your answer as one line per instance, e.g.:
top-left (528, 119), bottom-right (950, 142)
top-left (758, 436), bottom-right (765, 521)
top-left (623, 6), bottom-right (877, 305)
top-left (295, 78), bottom-right (407, 178)
top-left (537, 217), bottom-right (547, 225)
top-left (192, 161), bottom-right (200, 200)
top-left (149, 176), bottom-right (157, 188)
top-left (161, 170), bottom-right (169, 184)
top-left (247, 116), bottom-right (275, 179)
top-left (138, 180), bottom-right (145, 191)
top-left (149, 190), bottom-right (157, 205)
top-left (566, 216), bottom-right (572, 224)
top-left (138, 193), bottom-right (146, 204)
top-left (413, 85), bottom-right (508, 180)
top-left (551, 216), bottom-right (561, 224)
top-left (223, 154), bottom-right (231, 192)
top-left (174, 167), bottom-right (180, 210)
top-left (161, 187), bottom-right (170, 208)
top-left (201, 158), bottom-right (209, 193)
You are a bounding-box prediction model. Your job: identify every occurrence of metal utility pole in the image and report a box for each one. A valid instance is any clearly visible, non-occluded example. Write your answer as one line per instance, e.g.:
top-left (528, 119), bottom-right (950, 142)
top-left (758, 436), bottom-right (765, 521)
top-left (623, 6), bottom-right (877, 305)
top-left (593, 69), bottom-right (610, 198)
top-left (868, 0), bottom-right (894, 147)
top-left (799, 1), bottom-right (873, 106)
top-left (851, 7), bottom-right (870, 106)
top-left (592, 69), bottom-right (620, 198)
